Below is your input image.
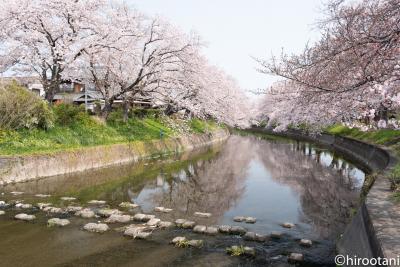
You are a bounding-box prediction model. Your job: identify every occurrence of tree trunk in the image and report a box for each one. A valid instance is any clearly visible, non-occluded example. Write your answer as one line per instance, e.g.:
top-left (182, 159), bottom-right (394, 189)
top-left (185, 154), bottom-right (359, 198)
top-left (101, 100), bottom-right (113, 119)
top-left (123, 100), bottom-right (129, 122)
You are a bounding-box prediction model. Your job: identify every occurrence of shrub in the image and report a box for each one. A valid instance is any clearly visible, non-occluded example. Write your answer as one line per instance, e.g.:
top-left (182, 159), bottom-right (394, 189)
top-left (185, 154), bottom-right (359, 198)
top-left (53, 104), bottom-right (89, 126)
top-left (0, 82), bottom-right (54, 130)
top-left (130, 108), bottom-right (162, 119)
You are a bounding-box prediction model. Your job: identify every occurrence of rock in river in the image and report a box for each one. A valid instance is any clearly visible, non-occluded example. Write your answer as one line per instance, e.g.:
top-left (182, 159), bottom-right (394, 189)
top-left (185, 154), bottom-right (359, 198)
top-left (205, 226), bottom-right (218, 235)
top-left (154, 207), bottom-right (173, 213)
top-left (182, 221), bottom-right (196, 229)
top-left (133, 213), bottom-right (155, 222)
top-left (233, 216), bottom-right (245, 222)
top-left (171, 236), bottom-right (187, 245)
top-left (282, 222), bottom-right (295, 229)
top-left (230, 226), bottom-right (247, 235)
top-left (194, 212), bottom-right (212, 218)
top-left (288, 253), bottom-right (304, 263)
top-left (48, 218), bottom-right (70, 227)
top-left (175, 219), bottom-right (186, 227)
top-left (105, 214), bottom-right (132, 223)
top-left (300, 239), bottom-right (313, 247)
top-left (245, 217), bottom-right (257, 224)
top-left (124, 225), bottom-right (152, 239)
top-left (188, 240), bottom-right (204, 248)
top-left (0, 211), bottom-right (5, 215)
top-left (119, 202), bottom-right (139, 209)
top-left (15, 203), bottom-right (32, 209)
top-left (218, 225), bottom-right (232, 234)
top-left (37, 203), bottom-right (52, 209)
top-left (43, 206), bottom-right (65, 214)
top-left (76, 208), bottom-right (95, 218)
top-left (146, 218), bottom-right (161, 227)
top-left (243, 232), bottom-right (268, 242)
top-left (15, 213), bottom-right (35, 221)
top-left (61, 197), bottom-right (76, 201)
top-left (66, 206), bottom-right (83, 212)
top-left (87, 200), bottom-right (106, 205)
top-left (159, 221), bottom-right (174, 229)
top-left (83, 223), bottom-right (109, 233)
top-left (97, 209), bottom-right (122, 218)
top-left (270, 231), bottom-right (282, 239)
top-left (193, 225), bottom-right (207, 234)
top-left (35, 194), bottom-right (51, 198)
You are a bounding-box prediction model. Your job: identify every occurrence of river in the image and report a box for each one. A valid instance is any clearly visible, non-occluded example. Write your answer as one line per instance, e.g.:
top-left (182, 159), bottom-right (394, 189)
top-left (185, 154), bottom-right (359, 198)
top-left (0, 134), bottom-right (366, 267)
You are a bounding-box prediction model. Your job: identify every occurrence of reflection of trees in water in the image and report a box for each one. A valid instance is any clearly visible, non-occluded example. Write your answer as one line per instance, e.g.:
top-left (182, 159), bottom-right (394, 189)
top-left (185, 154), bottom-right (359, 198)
top-left (145, 136), bottom-right (252, 222)
top-left (255, 137), bottom-right (362, 239)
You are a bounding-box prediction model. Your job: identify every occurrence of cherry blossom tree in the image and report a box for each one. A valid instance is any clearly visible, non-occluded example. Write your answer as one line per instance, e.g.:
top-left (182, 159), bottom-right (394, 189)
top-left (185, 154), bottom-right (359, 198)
top-left (0, 0), bottom-right (110, 101)
top-left (256, 0), bottom-right (400, 131)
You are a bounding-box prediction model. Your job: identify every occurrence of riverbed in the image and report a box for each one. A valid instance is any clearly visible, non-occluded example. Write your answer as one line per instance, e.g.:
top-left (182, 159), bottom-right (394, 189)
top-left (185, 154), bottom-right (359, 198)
top-left (0, 134), bottom-right (366, 267)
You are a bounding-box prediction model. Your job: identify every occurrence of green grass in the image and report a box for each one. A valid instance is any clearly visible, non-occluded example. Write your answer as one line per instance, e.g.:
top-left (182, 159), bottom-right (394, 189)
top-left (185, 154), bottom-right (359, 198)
top-left (0, 112), bottom-right (221, 156)
top-left (326, 125), bottom-right (400, 145)
top-left (189, 118), bottom-right (220, 133)
top-left (326, 124), bottom-right (400, 201)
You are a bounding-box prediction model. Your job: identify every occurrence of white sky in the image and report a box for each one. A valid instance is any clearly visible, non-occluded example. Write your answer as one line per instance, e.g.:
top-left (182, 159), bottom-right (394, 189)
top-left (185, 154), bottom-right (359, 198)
top-left (127, 0), bottom-right (324, 94)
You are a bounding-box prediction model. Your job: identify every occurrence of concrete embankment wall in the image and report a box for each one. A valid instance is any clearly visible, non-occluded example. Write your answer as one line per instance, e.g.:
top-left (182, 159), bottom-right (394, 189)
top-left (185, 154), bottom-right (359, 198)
top-left (0, 129), bottom-right (230, 185)
top-left (250, 127), bottom-right (399, 267)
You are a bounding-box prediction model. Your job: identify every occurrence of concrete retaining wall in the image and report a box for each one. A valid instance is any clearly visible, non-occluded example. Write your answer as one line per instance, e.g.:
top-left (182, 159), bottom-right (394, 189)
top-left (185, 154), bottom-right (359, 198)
top-left (0, 129), bottom-right (230, 185)
top-left (250, 127), bottom-right (398, 267)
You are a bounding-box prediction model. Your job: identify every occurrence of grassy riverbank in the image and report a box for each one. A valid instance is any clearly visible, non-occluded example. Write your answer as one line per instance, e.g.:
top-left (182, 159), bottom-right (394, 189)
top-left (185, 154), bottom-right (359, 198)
top-left (0, 109), bottom-right (221, 156)
top-left (326, 125), bottom-right (400, 199)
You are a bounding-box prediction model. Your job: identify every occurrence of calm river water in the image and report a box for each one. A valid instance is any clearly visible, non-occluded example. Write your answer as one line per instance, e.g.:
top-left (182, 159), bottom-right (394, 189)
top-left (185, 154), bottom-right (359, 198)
top-left (0, 134), bottom-right (366, 267)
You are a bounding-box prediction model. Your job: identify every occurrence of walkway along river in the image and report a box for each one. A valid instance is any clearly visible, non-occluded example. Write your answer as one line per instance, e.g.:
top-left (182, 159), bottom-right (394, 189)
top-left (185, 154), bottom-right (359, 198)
top-left (0, 134), bottom-right (367, 267)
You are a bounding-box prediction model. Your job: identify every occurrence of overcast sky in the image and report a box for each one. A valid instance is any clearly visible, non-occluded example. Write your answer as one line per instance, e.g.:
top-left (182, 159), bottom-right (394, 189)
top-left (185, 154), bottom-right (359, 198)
top-left (127, 0), bottom-right (323, 94)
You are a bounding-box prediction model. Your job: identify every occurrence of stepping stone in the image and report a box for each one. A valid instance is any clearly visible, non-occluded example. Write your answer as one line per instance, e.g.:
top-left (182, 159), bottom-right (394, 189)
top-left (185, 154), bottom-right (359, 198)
top-left (37, 203), bottom-right (52, 209)
top-left (119, 202), bottom-right (139, 209)
top-left (154, 207), bottom-right (173, 213)
top-left (10, 191), bottom-right (24, 195)
top-left (66, 206), bottom-right (82, 212)
top-left (159, 221), bottom-right (174, 229)
top-left (243, 232), bottom-right (268, 242)
top-left (83, 223), bottom-right (109, 233)
top-left (135, 232), bottom-right (152, 239)
top-left (245, 217), bottom-right (257, 224)
top-left (43, 207), bottom-right (65, 214)
top-left (188, 239), bottom-right (204, 248)
top-left (105, 214), bottom-right (132, 223)
top-left (75, 208), bottom-right (95, 218)
top-left (61, 197), bottom-right (76, 201)
top-left (87, 200), bottom-right (106, 205)
top-left (233, 216), bottom-right (245, 222)
top-left (0, 201), bottom-right (6, 207)
top-left (244, 246), bottom-right (256, 256)
top-left (175, 219), bottom-right (186, 227)
top-left (97, 209), bottom-right (122, 218)
top-left (205, 226), bottom-right (218, 235)
top-left (230, 226), bottom-right (247, 235)
top-left (15, 213), bottom-right (35, 221)
top-left (218, 225), bottom-right (232, 234)
top-left (35, 194), bottom-right (51, 198)
top-left (124, 225), bottom-right (152, 239)
top-left (300, 239), bottom-right (313, 247)
top-left (288, 253), bottom-right (304, 263)
top-left (146, 218), bottom-right (161, 227)
top-left (47, 218), bottom-right (70, 227)
top-left (270, 231), bottom-right (282, 239)
top-left (132, 213), bottom-right (155, 222)
top-left (171, 236), bottom-right (187, 245)
top-left (0, 211), bottom-right (5, 215)
top-left (15, 203), bottom-right (32, 209)
top-left (282, 222), bottom-right (295, 228)
top-left (194, 212), bottom-right (212, 218)
top-left (193, 225), bottom-right (207, 234)
top-left (182, 221), bottom-right (196, 229)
